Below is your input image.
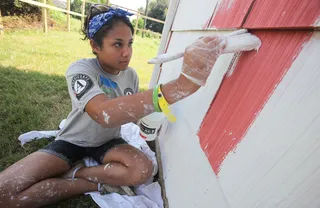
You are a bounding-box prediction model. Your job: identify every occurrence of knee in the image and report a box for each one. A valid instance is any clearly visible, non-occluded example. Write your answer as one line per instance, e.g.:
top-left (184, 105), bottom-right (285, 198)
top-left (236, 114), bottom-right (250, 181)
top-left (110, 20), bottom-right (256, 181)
top-left (0, 179), bottom-right (22, 207)
top-left (128, 159), bottom-right (153, 185)
top-left (0, 191), bottom-right (15, 207)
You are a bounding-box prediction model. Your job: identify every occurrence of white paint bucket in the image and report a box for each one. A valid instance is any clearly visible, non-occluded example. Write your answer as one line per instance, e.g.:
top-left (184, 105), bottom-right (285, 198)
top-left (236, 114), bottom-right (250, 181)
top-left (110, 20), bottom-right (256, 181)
top-left (138, 112), bottom-right (165, 141)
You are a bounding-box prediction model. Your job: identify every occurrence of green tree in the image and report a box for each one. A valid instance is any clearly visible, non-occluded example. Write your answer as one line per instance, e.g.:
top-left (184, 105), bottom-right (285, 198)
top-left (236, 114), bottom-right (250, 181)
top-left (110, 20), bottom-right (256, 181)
top-left (137, 6), bottom-right (145, 14)
top-left (71, 0), bottom-right (83, 20)
top-left (145, 0), bottom-right (168, 33)
top-left (131, 17), bottom-right (144, 29)
top-left (0, 0), bottom-right (41, 16)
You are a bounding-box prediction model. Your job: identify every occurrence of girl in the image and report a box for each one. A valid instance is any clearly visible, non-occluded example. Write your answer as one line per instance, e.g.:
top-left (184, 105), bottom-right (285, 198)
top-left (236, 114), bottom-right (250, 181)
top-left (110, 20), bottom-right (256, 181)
top-left (0, 4), bottom-right (225, 207)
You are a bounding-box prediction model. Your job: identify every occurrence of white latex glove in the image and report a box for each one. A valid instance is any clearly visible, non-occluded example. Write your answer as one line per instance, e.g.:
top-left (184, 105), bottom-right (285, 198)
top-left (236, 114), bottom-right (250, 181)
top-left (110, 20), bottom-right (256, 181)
top-left (181, 36), bottom-right (227, 86)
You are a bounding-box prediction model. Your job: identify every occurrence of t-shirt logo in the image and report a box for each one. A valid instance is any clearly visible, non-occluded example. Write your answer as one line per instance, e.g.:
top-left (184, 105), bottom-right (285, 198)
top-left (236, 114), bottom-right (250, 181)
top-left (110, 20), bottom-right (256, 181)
top-left (71, 74), bottom-right (93, 100)
top-left (124, 88), bottom-right (134, 95)
top-left (74, 79), bottom-right (86, 93)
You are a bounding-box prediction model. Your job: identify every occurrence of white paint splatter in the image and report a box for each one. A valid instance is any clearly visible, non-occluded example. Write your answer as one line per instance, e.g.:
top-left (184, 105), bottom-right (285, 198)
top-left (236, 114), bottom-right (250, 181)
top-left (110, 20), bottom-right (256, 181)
top-left (104, 163), bottom-right (112, 170)
top-left (20, 196), bottom-right (28, 200)
top-left (143, 104), bottom-right (154, 114)
top-left (126, 111), bottom-right (136, 119)
top-left (226, 54), bottom-right (240, 77)
top-left (204, 143), bottom-right (208, 150)
top-left (314, 16), bottom-right (320, 26)
top-left (103, 111), bottom-right (110, 124)
top-left (172, 91), bottom-right (190, 100)
top-left (226, 0), bottom-right (235, 10)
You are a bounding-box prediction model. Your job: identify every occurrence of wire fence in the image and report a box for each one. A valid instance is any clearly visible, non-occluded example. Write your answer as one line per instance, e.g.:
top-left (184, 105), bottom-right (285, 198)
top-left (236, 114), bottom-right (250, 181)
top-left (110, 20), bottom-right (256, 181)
top-left (18, 0), bottom-right (164, 38)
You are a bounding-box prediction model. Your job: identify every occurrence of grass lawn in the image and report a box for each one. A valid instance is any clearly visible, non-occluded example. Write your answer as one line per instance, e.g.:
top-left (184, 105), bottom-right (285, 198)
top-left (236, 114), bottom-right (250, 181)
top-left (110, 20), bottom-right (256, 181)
top-left (0, 28), bottom-right (160, 207)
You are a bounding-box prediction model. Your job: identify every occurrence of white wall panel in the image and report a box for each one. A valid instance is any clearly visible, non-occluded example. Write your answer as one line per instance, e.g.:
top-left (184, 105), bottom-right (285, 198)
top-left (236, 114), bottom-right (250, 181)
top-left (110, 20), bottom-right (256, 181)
top-left (217, 33), bottom-right (320, 208)
top-left (171, 0), bottom-right (219, 31)
top-left (158, 113), bottom-right (229, 208)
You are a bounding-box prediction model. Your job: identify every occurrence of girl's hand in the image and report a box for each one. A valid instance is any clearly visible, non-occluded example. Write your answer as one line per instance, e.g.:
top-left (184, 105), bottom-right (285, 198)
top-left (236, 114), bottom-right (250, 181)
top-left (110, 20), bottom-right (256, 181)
top-left (181, 36), bottom-right (226, 86)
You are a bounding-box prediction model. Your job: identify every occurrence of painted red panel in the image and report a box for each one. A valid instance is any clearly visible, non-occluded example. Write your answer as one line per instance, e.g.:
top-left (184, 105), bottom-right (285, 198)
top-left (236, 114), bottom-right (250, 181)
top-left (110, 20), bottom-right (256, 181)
top-left (209, 0), bottom-right (255, 29)
top-left (198, 31), bottom-right (313, 174)
top-left (243, 0), bottom-right (320, 28)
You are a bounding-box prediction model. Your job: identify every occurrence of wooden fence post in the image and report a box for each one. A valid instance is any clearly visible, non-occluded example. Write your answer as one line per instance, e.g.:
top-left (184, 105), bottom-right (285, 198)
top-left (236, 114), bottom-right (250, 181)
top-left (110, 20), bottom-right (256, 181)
top-left (42, 0), bottom-right (48, 33)
top-left (67, 0), bottom-right (71, 32)
top-left (134, 13), bottom-right (139, 38)
top-left (81, 0), bottom-right (86, 30)
top-left (0, 10), bottom-right (4, 36)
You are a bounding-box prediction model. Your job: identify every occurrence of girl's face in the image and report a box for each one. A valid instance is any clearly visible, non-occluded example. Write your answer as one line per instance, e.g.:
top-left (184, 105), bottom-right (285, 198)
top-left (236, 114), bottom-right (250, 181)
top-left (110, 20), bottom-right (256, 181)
top-left (91, 21), bottom-right (133, 75)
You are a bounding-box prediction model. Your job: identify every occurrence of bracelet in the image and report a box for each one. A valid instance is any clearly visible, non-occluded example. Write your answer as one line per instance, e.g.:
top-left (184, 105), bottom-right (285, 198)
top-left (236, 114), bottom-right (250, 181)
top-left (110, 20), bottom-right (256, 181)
top-left (153, 84), bottom-right (162, 112)
top-left (157, 84), bottom-right (176, 122)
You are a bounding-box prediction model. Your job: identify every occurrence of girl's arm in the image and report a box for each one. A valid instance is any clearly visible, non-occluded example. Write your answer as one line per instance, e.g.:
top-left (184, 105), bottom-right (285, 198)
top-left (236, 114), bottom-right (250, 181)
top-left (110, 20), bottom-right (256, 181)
top-left (85, 74), bottom-right (199, 128)
top-left (85, 36), bottom-right (225, 128)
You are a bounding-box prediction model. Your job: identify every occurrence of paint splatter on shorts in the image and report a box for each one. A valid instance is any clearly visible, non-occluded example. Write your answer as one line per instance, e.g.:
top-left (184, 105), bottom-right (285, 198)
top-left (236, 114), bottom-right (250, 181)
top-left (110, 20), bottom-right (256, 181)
top-left (38, 138), bottom-right (127, 166)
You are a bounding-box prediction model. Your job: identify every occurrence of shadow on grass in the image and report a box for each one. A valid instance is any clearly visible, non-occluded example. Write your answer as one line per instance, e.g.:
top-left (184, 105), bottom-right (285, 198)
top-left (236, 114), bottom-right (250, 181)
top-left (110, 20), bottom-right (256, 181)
top-left (0, 65), bottom-right (98, 208)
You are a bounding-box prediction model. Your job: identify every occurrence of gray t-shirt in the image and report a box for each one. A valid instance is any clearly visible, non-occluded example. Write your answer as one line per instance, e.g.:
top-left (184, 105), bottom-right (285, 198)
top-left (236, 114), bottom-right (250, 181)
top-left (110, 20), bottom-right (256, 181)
top-left (55, 58), bottom-right (139, 147)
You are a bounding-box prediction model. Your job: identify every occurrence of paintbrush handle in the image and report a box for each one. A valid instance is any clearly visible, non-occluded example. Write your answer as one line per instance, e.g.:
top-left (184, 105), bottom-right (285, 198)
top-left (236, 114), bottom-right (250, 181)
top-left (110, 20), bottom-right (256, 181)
top-left (148, 30), bottom-right (261, 65)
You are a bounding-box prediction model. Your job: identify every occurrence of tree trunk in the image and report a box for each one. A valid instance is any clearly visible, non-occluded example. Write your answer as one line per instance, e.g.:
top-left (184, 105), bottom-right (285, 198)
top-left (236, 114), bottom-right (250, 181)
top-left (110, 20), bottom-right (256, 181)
top-left (0, 9), bottom-right (3, 36)
top-left (142, 0), bottom-right (149, 38)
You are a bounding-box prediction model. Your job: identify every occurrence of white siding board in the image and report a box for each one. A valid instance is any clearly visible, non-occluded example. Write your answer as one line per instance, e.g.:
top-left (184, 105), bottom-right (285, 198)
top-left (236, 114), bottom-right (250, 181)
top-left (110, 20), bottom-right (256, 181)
top-left (217, 33), bottom-right (320, 207)
top-left (158, 114), bottom-right (229, 208)
top-left (171, 0), bottom-right (219, 31)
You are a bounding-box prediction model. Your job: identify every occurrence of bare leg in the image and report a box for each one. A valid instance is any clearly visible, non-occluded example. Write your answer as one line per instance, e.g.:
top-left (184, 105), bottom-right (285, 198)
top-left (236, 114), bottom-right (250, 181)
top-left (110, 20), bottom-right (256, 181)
top-left (0, 144), bottom-right (153, 207)
top-left (75, 144), bottom-right (153, 186)
top-left (0, 152), bottom-right (98, 208)
top-left (8, 178), bottom-right (97, 207)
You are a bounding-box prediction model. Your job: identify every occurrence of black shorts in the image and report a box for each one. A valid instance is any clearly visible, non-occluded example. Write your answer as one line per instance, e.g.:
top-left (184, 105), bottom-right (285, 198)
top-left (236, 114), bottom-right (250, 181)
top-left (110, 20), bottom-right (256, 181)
top-left (38, 138), bottom-right (127, 166)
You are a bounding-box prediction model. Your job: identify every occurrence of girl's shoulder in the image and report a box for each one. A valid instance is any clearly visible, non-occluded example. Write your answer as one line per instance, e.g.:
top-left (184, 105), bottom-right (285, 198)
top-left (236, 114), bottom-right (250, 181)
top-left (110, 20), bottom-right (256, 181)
top-left (124, 66), bottom-right (138, 78)
top-left (66, 58), bottom-right (98, 76)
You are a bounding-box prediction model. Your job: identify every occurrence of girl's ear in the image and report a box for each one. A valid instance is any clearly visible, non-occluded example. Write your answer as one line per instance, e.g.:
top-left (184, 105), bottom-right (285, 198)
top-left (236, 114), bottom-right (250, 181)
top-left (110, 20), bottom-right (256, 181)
top-left (90, 40), bottom-right (100, 54)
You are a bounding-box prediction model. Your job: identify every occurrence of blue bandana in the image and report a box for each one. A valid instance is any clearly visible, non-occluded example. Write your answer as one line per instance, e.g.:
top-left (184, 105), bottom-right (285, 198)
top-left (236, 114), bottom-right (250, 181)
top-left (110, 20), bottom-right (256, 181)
top-left (88, 8), bottom-right (133, 39)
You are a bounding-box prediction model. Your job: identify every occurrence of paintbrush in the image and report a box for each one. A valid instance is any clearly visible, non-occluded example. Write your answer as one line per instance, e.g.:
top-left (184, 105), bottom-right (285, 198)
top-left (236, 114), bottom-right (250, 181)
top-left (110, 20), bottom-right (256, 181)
top-left (148, 29), bottom-right (261, 64)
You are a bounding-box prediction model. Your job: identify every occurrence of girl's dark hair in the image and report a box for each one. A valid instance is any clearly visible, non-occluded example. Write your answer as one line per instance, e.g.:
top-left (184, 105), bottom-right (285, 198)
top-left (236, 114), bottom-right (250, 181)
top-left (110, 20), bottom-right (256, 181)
top-left (82, 5), bottom-right (134, 50)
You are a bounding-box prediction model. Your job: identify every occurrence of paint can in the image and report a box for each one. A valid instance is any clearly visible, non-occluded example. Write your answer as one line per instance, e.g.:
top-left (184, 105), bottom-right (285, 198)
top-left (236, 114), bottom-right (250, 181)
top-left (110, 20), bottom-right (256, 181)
top-left (138, 112), bottom-right (165, 141)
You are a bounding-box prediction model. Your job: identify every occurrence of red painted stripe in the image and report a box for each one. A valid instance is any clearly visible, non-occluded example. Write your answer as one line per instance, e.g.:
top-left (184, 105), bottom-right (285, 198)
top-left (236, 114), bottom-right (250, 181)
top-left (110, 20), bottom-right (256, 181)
top-left (198, 31), bottom-right (313, 174)
top-left (210, 0), bottom-right (255, 29)
top-left (243, 0), bottom-right (320, 28)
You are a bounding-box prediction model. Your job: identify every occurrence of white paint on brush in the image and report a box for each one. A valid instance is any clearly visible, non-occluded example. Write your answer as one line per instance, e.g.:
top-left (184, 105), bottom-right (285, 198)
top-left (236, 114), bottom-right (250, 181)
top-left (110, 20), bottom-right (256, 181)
top-left (226, 53), bottom-right (241, 77)
top-left (222, 33), bottom-right (261, 54)
top-left (148, 30), bottom-right (261, 64)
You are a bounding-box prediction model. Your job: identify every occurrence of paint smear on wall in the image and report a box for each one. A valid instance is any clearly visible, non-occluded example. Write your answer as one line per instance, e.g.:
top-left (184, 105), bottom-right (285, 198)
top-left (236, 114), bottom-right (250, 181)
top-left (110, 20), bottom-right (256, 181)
top-left (198, 31), bottom-right (313, 174)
